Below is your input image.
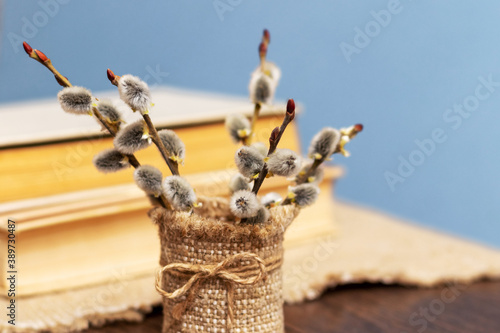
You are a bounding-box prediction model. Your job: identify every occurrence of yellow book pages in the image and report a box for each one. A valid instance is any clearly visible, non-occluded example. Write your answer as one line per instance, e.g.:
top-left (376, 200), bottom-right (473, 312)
top-left (0, 116), bottom-right (300, 202)
top-left (0, 87), bottom-right (304, 202)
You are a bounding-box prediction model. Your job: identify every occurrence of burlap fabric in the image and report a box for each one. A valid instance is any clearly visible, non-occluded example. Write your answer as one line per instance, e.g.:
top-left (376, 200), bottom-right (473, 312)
top-left (150, 197), bottom-right (300, 333)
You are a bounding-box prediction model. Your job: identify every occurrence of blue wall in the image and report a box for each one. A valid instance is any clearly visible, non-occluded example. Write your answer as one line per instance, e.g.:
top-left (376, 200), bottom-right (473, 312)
top-left (1, 1), bottom-right (499, 247)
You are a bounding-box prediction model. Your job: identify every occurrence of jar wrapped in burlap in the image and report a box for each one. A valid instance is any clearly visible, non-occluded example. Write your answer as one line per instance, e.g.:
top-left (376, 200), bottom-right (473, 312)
top-left (150, 197), bottom-right (300, 333)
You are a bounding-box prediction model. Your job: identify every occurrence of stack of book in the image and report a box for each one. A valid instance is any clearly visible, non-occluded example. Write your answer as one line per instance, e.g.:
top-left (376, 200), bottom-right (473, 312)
top-left (0, 87), bottom-right (342, 298)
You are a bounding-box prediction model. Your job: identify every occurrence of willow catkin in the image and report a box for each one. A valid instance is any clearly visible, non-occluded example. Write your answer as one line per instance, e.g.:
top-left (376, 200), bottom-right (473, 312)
top-left (248, 62), bottom-right (281, 105)
top-left (267, 149), bottom-right (301, 177)
top-left (118, 74), bottom-right (152, 113)
top-left (308, 128), bottom-right (341, 159)
top-left (230, 190), bottom-right (260, 218)
top-left (289, 184), bottom-right (320, 207)
top-left (244, 206), bottom-right (270, 224)
top-left (57, 86), bottom-right (93, 115)
top-left (96, 100), bottom-right (122, 123)
top-left (92, 148), bottom-right (129, 173)
top-left (297, 161), bottom-right (325, 184)
top-left (225, 114), bottom-right (251, 143)
top-left (163, 175), bottom-right (196, 211)
top-left (229, 174), bottom-right (250, 193)
top-left (235, 146), bottom-right (265, 178)
top-left (134, 165), bottom-right (163, 196)
top-left (158, 129), bottom-right (186, 163)
top-left (113, 120), bottom-right (151, 154)
top-left (261, 192), bottom-right (282, 208)
top-left (251, 142), bottom-right (268, 157)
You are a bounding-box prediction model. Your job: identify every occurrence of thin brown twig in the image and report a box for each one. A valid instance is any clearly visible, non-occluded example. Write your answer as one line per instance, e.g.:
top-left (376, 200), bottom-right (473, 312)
top-left (28, 48), bottom-right (73, 88)
top-left (251, 99), bottom-right (295, 195)
top-left (142, 113), bottom-right (180, 176)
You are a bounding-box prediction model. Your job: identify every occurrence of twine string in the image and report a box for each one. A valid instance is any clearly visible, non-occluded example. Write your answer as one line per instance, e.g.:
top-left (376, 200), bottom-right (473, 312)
top-left (155, 252), bottom-right (268, 329)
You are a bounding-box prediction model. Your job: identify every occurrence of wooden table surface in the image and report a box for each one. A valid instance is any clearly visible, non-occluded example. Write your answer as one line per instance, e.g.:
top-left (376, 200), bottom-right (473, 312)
top-left (84, 280), bottom-right (500, 332)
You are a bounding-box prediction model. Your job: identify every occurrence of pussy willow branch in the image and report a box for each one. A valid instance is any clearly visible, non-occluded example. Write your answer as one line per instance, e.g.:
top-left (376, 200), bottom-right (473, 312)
top-left (26, 50), bottom-right (141, 168)
top-left (296, 125), bottom-right (363, 185)
top-left (107, 74), bottom-right (180, 176)
top-left (243, 33), bottom-right (267, 146)
top-left (23, 44), bottom-right (173, 209)
top-left (251, 109), bottom-right (294, 195)
top-left (28, 48), bottom-right (73, 88)
top-left (23, 48), bottom-right (141, 169)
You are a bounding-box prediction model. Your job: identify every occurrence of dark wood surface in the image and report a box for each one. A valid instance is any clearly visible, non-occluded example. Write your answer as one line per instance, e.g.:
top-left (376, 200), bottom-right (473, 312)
top-left (84, 280), bottom-right (500, 332)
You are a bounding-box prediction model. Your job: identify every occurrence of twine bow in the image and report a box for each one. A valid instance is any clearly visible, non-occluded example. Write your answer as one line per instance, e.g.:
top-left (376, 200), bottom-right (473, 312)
top-left (155, 252), bottom-right (268, 329)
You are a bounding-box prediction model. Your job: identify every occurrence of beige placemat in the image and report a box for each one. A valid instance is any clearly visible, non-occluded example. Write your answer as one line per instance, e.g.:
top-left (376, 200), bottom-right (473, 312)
top-left (283, 201), bottom-right (500, 302)
top-left (2, 202), bottom-right (499, 332)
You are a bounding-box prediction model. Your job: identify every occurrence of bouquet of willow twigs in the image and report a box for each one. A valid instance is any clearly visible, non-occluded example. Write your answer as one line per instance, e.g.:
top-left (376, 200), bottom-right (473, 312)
top-left (22, 30), bottom-right (361, 222)
top-left (23, 30), bottom-right (362, 333)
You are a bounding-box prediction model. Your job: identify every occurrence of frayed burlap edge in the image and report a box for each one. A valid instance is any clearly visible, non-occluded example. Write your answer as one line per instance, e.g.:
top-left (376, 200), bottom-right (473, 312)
top-left (149, 196), bottom-right (300, 244)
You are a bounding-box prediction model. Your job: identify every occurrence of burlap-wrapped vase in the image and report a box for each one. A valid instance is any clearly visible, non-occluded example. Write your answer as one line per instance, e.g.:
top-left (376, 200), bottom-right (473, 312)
top-left (150, 197), bottom-right (300, 333)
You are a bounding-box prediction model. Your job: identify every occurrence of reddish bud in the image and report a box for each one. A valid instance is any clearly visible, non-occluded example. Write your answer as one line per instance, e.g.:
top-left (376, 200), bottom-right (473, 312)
top-left (286, 99), bottom-right (295, 121)
top-left (34, 50), bottom-right (48, 62)
top-left (23, 42), bottom-right (33, 55)
top-left (286, 99), bottom-right (295, 114)
top-left (269, 127), bottom-right (280, 143)
top-left (354, 123), bottom-right (363, 132)
top-left (107, 69), bottom-right (115, 82)
top-left (259, 42), bottom-right (267, 57)
top-left (263, 29), bottom-right (270, 44)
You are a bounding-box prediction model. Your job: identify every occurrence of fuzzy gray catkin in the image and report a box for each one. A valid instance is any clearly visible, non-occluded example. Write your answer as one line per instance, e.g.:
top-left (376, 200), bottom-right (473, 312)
top-left (248, 62), bottom-right (281, 105)
top-left (251, 142), bottom-right (268, 157)
top-left (244, 206), bottom-right (270, 224)
top-left (158, 129), bottom-right (185, 163)
top-left (297, 161), bottom-right (325, 184)
top-left (235, 146), bottom-right (265, 178)
top-left (308, 128), bottom-right (341, 159)
top-left (261, 192), bottom-right (282, 208)
top-left (225, 114), bottom-right (251, 143)
top-left (57, 86), bottom-right (93, 115)
top-left (113, 120), bottom-right (151, 154)
top-left (267, 149), bottom-right (301, 177)
top-left (92, 148), bottom-right (129, 173)
top-left (118, 74), bottom-right (152, 113)
top-left (230, 190), bottom-right (260, 218)
top-left (289, 184), bottom-right (320, 207)
top-left (163, 175), bottom-right (196, 211)
top-left (134, 165), bottom-right (163, 196)
top-left (229, 174), bottom-right (250, 193)
top-left (251, 76), bottom-right (272, 104)
top-left (97, 100), bottom-right (122, 123)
